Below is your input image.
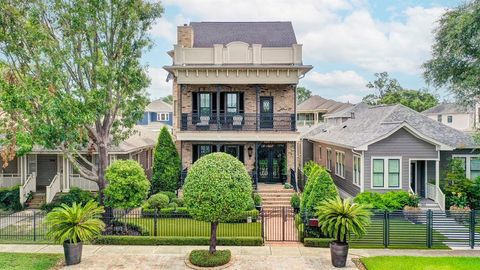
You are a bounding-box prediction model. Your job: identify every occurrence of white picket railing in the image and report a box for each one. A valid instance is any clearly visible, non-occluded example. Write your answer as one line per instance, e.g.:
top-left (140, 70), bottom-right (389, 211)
top-left (436, 186), bottom-right (446, 211)
top-left (70, 174), bottom-right (99, 191)
top-left (19, 173), bottom-right (36, 205)
top-left (0, 173), bottom-right (22, 188)
top-left (426, 183), bottom-right (436, 200)
top-left (46, 173), bottom-right (62, 204)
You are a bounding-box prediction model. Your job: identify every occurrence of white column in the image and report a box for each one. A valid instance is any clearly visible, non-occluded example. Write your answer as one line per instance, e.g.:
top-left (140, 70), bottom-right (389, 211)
top-left (435, 160), bottom-right (440, 201)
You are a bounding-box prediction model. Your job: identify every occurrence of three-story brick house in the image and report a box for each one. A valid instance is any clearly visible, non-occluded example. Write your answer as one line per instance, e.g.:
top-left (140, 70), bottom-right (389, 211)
top-left (164, 22), bottom-right (312, 186)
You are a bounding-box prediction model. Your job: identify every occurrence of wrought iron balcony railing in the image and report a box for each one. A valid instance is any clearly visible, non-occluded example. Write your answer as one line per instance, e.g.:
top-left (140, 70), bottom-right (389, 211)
top-left (180, 113), bottom-right (296, 131)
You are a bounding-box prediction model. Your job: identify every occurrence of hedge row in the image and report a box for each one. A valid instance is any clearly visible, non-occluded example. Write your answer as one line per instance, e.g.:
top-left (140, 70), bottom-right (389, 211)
top-left (303, 238), bottom-right (334, 248)
top-left (94, 236), bottom-right (263, 246)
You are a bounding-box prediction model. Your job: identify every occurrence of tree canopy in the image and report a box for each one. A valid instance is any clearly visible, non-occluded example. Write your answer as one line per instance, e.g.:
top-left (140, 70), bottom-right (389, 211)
top-left (297, 86), bottom-right (312, 104)
top-left (362, 72), bottom-right (438, 112)
top-left (423, 0), bottom-right (480, 108)
top-left (162, 95), bottom-right (173, 105)
top-left (0, 0), bottom-right (163, 204)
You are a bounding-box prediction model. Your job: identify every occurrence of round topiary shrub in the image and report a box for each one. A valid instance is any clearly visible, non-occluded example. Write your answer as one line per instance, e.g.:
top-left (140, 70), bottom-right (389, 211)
top-left (189, 250), bottom-right (231, 268)
top-left (144, 193), bottom-right (170, 210)
top-left (184, 152), bottom-right (253, 258)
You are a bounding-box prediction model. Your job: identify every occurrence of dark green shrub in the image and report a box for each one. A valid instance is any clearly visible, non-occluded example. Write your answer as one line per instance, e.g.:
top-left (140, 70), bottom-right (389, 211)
top-left (151, 126), bottom-right (181, 193)
top-left (41, 187), bottom-right (96, 212)
top-left (94, 236), bottom-right (263, 246)
top-left (302, 164), bottom-right (338, 220)
top-left (304, 238), bottom-right (334, 248)
top-left (253, 193), bottom-right (262, 206)
top-left (354, 191), bottom-right (414, 211)
top-left (171, 197), bottom-right (184, 207)
top-left (290, 194), bottom-right (301, 208)
top-left (0, 185), bottom-right (22, 211)
top-left (189, 250), bottom-right (231, 267)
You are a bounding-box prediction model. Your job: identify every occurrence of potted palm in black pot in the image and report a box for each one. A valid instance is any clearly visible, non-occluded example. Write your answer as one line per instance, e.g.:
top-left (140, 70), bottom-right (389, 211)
top-left (46, 201), bottom-right (105, 266)
top-left (317, 197), bottom-right (370, 268)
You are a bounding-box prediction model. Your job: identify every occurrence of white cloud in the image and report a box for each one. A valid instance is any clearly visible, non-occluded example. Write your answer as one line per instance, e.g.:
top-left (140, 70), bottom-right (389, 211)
top-left (146, 67), bottom-right (171, 99)
top-left (304, 70), bottom-right (368, 91)
top-left (337, 94), bottom-right (363, 104)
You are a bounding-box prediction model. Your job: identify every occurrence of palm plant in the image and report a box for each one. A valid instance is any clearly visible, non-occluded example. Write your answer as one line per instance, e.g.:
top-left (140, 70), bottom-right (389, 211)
top-left (317, 197), bottom-right (371, 243)
top-left (46, 201), bottom-right (105, 244)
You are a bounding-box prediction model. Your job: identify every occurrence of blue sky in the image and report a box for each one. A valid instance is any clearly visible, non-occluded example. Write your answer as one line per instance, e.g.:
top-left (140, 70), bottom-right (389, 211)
top-left (144, 0), bottom-right (463, 103)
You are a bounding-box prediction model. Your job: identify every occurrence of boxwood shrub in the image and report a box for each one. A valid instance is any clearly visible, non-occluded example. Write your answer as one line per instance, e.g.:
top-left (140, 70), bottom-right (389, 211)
top-left (189, 249), bottom-right (231, 267)
top-left (94, 235), bottom-right (263, 246)
top-left (303, 238), bottom-right (334, 248)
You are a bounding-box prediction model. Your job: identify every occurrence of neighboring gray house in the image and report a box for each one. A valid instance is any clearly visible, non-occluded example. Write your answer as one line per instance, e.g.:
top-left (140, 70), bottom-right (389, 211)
top-left (297, 95), bottom-right (352, 126)
top-left (139, 99), bottom-right (173, 127)
top-left (302, 103), bottom-right (477, 210)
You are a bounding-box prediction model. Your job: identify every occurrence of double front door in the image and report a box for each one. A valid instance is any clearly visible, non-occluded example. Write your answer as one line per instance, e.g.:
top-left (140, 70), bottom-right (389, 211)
top-left (258, 144), bottom-right (285, 183)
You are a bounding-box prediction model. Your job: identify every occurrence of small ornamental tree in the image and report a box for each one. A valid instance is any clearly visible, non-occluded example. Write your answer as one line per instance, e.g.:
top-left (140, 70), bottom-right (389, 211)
top-left (183, 152), bottom-right (253, 254)
top-left (151, 126), bottom-right (181, 194)
top-left (104, 160), bottom-right (150, 210)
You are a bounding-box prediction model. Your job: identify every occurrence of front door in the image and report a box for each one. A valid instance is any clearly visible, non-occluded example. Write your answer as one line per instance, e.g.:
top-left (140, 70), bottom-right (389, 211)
top-left (37, 154), bottom-right (58, 188)
top-left (260, 97), bottom-right (273, 129)
top-left (257, 144), bottom-right (285, 183)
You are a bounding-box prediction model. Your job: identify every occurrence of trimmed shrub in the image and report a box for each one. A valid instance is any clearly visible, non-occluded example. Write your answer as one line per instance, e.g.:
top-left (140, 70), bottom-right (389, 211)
top-left (151, 126), bottom-right (181, 193)
top-left (157, 191), bottom-right (176, 201)
top-left (94, 236), bottom-right (263, 246)
top-left (143, 193), bottom-right (169, 211)
top-left (228, 209), bottom-right (259, 223)
top-left (167, 202), bottom-right (178, 208)
top-left (189, 249), bottom-right (231, 267)
top-left (253, 193), bottom-right (262, 206)
top-left (290, 193), bottom-right (301, 209)
top-left (303, 165), bottom-right (338, 219)
top-left (354, 191), bottom-right (414, 211)
top-left (104, 160), bottom-right (150, 209)
top-left (171, 197), bottom-right (184, 207)
top-left (304, 238), bottom-right (335, 248)
top-left (0, 185), bottom-right (22, 211)
top-left (41, 187), bottom-right (96, 212)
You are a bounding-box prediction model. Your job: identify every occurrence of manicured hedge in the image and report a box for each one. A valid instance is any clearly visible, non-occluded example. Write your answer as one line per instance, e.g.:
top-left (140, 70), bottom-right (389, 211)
top-left (303, 238), bottom-right (334, 248)
top-left (94, 235), bottom-right (263, 246)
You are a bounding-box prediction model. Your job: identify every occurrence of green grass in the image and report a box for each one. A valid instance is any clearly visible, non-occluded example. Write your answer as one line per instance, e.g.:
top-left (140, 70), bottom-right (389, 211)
top-left (189, 250), bottom-right (231, 267)
top-left (350, 217), bottom-right (449, 249)
top-left (361, 256), bottom-right (480, 270)
top-left (124, 217), bottom-right (262, 237)
top-left (0, 252), bottom-right (62, 270)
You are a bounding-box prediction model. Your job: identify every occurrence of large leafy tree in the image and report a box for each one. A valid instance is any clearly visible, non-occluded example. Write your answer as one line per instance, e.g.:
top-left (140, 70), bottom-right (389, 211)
top-left (423, 1), bottom-right (480, 108)
top-left (363, 72), bottom-right (438, 112)
top-left (151, 126), bottom-right (181, 194)
top-left (297, 86), bottom-right (312, 104)
top-left (0, 0), bottom-right (163, 205)
top-left (162, 95), bottom-right (173, 105)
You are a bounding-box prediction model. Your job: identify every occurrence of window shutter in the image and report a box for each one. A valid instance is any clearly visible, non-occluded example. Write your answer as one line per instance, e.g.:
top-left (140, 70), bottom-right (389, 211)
top-left (239, 145), bottom-right (245, 163)
top-left (212, 92), bottom-right (217, 114)
top-left (192, 93), bottom-right (198, 114)
top-left (220, 92), bottom-right (226, 114)
top-left (239, 93), bottom-right (244, 113)
top-left (192, 145), bottom-right (198, 162)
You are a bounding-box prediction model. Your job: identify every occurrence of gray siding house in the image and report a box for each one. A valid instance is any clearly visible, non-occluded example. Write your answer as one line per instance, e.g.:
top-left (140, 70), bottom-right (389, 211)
top-left (302, 103), bottom-right (477, 210)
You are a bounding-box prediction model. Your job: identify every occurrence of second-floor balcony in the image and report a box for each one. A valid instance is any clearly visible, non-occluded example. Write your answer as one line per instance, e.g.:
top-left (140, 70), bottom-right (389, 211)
top-left (180, 113), bottom-right (296, 132)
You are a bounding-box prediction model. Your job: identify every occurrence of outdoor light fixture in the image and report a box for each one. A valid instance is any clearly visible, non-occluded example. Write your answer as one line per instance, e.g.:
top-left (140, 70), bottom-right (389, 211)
top-left (247, 146), bottom-right (253, 158)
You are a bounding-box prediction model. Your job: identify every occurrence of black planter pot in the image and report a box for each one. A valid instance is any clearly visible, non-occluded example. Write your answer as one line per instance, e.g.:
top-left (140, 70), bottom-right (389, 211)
top-left (330, 241), bottom-right (348, 268)
top-left (63, 241), bottom-right (83, 266)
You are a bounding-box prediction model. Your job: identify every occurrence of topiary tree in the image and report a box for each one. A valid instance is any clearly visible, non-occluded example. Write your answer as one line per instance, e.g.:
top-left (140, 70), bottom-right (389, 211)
top-left (151, 126), bottom-right (181, 194)
top-left (183, 152), bottom-right (253, 254)
top-left (104, 160), bottom-right (150, 210)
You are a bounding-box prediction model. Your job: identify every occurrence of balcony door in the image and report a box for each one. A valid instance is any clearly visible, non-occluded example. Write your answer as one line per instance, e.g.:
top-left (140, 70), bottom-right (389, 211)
top-left (260, 97), bottom-right (273, 129)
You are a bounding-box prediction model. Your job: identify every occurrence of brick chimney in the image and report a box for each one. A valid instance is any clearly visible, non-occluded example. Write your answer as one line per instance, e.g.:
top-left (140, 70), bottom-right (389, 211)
top-left (177, 24), bottom-right (193, 48)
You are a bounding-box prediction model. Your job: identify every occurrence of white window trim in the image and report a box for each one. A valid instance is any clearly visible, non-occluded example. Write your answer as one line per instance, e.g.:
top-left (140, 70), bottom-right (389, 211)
top-left (326, 148), bottom-right (332, 171)
top-left (370, 156), bottom-right (402, 189)
top-left (353, 155), bottom-right (361, 188)
top-left (157, 113), bottom-right (169, 121)
top-left (452, 154), bottom-right (480, 179)
top-left (335, 150), bottom-right (345, 179)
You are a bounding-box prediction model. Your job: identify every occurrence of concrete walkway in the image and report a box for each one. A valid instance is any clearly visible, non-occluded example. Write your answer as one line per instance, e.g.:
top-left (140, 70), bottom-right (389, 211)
top-left (0, 244), bottom-right (479, 269)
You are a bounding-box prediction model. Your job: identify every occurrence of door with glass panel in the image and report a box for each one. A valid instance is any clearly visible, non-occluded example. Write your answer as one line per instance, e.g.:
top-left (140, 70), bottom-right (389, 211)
top-left (260, 97), bottom-right (273, 129)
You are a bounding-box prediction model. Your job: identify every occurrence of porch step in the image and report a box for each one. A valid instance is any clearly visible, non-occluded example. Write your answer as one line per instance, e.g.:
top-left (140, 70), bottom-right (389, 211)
top-left (256, 184), bottom-right (295, 208)
top-left (25, 193), bottom-right (46, 209)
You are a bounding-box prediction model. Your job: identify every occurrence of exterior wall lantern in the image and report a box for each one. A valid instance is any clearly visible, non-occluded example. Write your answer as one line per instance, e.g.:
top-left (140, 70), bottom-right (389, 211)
top-left (247, 146), bottom-right (253, 159)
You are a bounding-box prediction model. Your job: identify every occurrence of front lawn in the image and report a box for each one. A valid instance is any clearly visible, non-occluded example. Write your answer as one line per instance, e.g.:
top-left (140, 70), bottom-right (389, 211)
top-left (123, 217), bottom-right (262, 237)
top-left (0, 252), bottom-right (62, 270)
top-left (361, 256), bottom-right (480, 270)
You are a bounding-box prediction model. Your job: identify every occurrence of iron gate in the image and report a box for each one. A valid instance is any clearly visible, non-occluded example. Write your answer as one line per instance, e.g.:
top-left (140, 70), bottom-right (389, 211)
top-left (262, 207), bottom-right (300, 242)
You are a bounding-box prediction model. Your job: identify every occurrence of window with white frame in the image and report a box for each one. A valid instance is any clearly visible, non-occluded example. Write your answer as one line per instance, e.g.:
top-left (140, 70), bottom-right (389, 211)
top-left (157, 113), bottom-right (169, 121)
top-left (447, 115), bottom-right (453, 123)
top-left (335, 151), bottom-right (345, 178)
top-left (453, 156), bottom-right (480, 180)
top-left (353, 155), bottom-right (361, 186)
top-left (372, 158), bottom-right (401, 188)
top-left (326, 148), bottom-right (332, 170)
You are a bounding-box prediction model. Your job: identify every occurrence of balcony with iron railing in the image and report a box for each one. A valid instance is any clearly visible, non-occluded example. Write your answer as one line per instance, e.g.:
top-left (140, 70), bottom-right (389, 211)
top-left (180, 113), bottom-right (296, 132)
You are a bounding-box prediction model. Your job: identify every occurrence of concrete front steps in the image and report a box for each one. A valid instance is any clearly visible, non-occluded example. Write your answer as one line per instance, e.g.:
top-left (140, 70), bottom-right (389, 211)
top-left (26, 193), bottom-right (46, 209)
top-left (257, 184), bottom-right (295, 208)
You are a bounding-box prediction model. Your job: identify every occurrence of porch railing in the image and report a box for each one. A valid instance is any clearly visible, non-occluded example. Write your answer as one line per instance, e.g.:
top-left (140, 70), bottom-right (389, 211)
top-left (19, 173), bottom-right (36, 205)
top-left (426, 183), bottom-right (436, 200)
top-left (436, 186), bottom-right (446, 211)
top-left (180, 113), bottom-right (296, 131)
top-left (46, 173), bottom-right (62, 204)
top-left (0, 173), bottom-right (22, 188)
top-left (70, 174), bottom-right (99, 191)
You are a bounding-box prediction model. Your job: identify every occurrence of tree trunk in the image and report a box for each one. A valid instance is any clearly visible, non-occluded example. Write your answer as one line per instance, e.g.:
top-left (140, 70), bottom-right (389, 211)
top-left (97, 142), bottom-right (112, 220)
top-left (209, 222), bottom-right (218, 254)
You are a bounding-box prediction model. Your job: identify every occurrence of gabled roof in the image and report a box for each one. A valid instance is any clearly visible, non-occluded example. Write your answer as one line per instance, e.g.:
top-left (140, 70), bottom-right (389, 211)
top-left (422, 103), bottom-right (472, 114)
top-left (297, 95), bottom-right (352, 113)
top-left (305, 103), bottom-right (476, 150)
top-left (146, 99), bottom-right (172, 112)
top-left (190, 22), bottom-right (297, 47)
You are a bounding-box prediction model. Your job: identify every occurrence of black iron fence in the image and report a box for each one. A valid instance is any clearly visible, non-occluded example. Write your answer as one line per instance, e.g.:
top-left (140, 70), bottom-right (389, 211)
top-left (180, 113), bottom-right (296, 131)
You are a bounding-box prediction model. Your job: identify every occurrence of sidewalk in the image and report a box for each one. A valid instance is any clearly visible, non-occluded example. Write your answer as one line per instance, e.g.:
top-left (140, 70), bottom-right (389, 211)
top-left (0, 243), bottom-right (479, 269)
